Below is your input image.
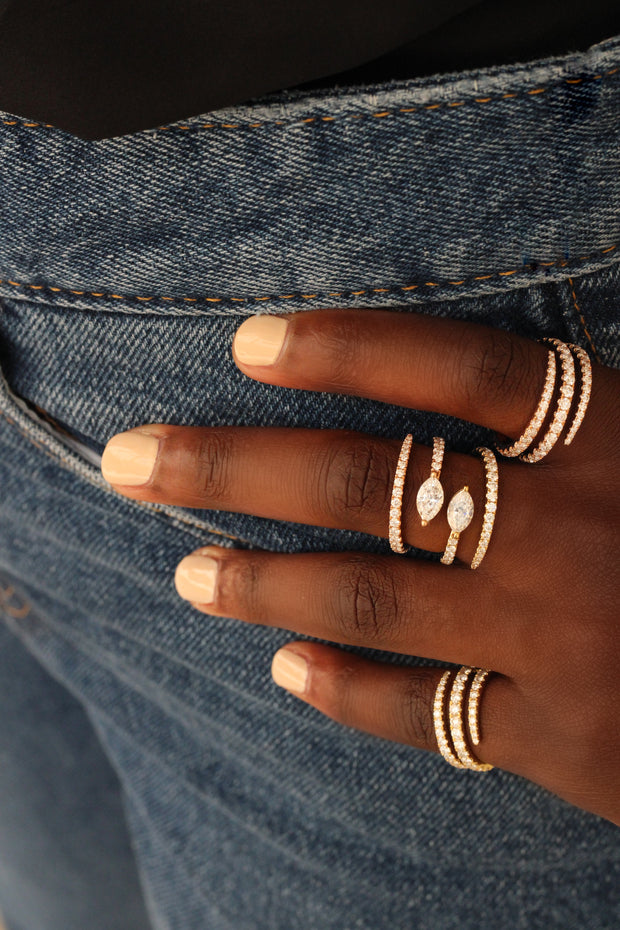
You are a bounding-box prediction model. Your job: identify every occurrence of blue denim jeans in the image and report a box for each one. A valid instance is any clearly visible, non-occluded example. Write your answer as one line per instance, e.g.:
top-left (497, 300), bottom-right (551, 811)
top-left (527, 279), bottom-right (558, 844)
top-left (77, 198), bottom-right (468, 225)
top-left (0, 33), bottom-right (619, 930)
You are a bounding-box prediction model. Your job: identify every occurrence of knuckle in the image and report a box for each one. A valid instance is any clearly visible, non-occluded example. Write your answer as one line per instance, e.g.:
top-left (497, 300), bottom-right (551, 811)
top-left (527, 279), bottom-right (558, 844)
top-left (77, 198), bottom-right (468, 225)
top-left (310, 315), bottom-right (362, 390)
top-left (193, 432), bottom-right (234, 503)
top-left (325, 660), bottom-right (366, 729)
top-left (461, 330), bottom-right (531, 412)
top-left (317, 438), bottom-right (392, 523)
top-left (331, 556), bottom-right (400, 644)
top-left (216, 552), bottom-right (262, 619)
top-left (396, 670), bottom-right (437, 750)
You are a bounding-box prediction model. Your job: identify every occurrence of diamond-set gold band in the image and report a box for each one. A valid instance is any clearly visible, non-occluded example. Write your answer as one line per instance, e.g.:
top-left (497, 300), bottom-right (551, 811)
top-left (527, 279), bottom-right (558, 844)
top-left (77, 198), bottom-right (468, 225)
top-left (564, 343), bottom-right (592, 446)
top-left (449, 667), bottom-right (494, 771)
top-left (433, 671), bottom-right (466, 769)
top-left (470, 447), bottom-right (499, 570)
top-left (468, 669), bottom-right (490, 746)
top-left (520, 339), bottom-right (576, 463)
top-left (388, 433), bottom-right (413, 554)
top-left (433, 667), bottom-right (494, 772)
top-left (496, 349), bottom-right (556, 457)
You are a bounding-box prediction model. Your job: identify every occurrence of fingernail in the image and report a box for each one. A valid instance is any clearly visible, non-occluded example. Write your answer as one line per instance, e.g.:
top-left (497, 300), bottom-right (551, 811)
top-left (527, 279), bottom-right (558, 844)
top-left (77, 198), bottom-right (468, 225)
top-left (101, 430), bottom-right (159, 486)
top-left (233, 315), bottom-right (289, 366)
top-left (271, 648), bottom-right (308, 694)
top-left (175, 554), bottom-right (219, 604)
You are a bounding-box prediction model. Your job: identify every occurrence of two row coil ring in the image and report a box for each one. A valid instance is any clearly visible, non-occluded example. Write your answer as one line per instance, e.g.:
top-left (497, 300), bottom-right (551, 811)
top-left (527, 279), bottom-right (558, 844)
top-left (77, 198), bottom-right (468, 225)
top-left (388, 435), bottom-right (498, 569)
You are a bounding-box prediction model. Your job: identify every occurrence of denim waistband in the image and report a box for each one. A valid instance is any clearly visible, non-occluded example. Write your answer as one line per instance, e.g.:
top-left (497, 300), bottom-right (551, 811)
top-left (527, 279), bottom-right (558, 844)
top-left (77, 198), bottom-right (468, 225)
top-left (1, 34), bottom-right (619, 319)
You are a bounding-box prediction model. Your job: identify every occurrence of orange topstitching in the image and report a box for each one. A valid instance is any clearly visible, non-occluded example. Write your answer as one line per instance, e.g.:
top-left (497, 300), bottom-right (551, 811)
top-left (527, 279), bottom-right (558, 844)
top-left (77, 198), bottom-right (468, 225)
top-left (0, 66), bottom-right (618, 134)
top-left (567, 276), bottom-right (602, 364)
top-left (0, 244), bottom-right (617, 308)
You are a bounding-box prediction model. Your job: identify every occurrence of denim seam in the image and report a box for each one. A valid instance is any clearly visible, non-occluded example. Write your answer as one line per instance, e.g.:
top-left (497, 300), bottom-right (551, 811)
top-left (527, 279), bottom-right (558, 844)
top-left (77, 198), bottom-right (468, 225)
top-left (0, 407), bottom-right (251, 544)
top-left (1, 66), bottom-right (618, 135)
top-left (1, 243), bottom-right (618, 314)
top-left (566, 276), bottom-right (602, 363)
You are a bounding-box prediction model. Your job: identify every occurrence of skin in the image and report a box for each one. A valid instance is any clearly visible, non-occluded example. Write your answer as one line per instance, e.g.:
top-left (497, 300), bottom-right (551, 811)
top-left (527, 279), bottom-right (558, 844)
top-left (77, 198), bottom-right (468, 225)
top-left (101, 309), bottom-right (620, 826)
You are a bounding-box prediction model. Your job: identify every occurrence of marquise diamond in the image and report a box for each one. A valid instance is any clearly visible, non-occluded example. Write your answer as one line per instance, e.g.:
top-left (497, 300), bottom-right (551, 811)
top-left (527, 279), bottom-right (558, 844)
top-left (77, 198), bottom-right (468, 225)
top-left (416, 476), bottom-right (444, 523)
top-left (447, 488), bottom-right (474, 533)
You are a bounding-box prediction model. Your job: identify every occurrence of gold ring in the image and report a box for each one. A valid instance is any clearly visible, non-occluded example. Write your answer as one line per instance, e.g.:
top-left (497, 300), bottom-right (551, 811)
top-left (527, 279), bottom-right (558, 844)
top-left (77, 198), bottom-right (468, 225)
top-left (433, 671), bottom-right (466, 768)
top-left (389, 433), bottom-right (413, 554)
top-left (470, 447), bottom-right (499, 570)
top-left (564, 343), bottom-right (592, 446)
top-left (448, 667), bottom-right (494, 771)
top-left (520, 339), bottom-right (575, 463)
top-left (496, 348), bottom-right (556, 457)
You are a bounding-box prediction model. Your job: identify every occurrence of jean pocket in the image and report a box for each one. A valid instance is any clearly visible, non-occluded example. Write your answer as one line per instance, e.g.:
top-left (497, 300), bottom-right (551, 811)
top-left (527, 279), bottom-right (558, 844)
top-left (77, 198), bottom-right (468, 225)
top-left (6, 388), bottom-right (103, 467)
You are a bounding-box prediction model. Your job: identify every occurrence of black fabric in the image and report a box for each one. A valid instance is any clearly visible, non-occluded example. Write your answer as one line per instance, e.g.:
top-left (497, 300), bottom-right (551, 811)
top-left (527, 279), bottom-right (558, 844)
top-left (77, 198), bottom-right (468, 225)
top-left (0, 0), bottom-right (618, 139)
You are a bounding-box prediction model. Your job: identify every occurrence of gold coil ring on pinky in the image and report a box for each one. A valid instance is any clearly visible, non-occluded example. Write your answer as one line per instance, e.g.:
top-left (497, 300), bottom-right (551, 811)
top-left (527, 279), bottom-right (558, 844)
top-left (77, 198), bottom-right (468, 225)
top-left (433, 668), bottom-right (494, 772)
top-left (389, 433), bottom-right (413, 554)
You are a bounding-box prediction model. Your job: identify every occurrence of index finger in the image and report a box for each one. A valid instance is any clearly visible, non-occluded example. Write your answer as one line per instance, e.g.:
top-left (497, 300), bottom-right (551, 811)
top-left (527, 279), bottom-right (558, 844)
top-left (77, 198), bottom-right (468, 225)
top-left (231, 309), bottom-right (571, 446)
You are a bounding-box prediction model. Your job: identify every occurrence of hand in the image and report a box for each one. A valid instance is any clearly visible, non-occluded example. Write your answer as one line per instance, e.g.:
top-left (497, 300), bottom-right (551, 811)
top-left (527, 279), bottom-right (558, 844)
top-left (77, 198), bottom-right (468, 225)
top-left (100, 309), bottom-right (620, 825)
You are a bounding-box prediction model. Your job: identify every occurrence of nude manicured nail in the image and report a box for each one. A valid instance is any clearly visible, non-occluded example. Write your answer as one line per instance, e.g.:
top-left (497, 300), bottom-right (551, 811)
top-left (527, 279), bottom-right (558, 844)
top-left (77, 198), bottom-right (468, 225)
top-left (101, 430), bottom-right (159, 486)
top-left (175, 554), bottom-right (219, 604)
top-left (271, 648), bottom-right (308, 694)
top-left (233, 315), bottom-right (289, 366)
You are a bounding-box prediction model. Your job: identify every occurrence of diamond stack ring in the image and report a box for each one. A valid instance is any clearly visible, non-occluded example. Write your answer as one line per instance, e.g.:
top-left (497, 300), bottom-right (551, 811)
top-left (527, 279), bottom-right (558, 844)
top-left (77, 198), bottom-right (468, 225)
top-left (389, 433), bottom-right (413, 554)
top-left (416, 436), bottom-right (445, 526)
top-left (448, 667), bottom-right (494, 771)
top-left (496, 339), bottom-right (593, 463)
top-left (520, 339), bottom-right (576, 463)
top-left (468, 669), bottom-right (491, 746)
top-left (433, 671), bottom-right (466, 769)
top-left (433, 668), bottom-right (494, 772)
top-left (440, 486), bottom-right (474, 565)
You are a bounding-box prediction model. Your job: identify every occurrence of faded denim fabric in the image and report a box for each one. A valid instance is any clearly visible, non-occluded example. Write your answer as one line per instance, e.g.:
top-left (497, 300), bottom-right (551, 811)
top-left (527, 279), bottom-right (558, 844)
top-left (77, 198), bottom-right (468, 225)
top-left (0, 32), bottom-right (619, 930)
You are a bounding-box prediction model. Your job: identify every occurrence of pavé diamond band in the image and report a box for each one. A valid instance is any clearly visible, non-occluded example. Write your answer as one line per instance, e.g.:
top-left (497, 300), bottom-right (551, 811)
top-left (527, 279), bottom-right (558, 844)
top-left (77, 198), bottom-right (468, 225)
top-left (388, 433), bottom-right (413, 554)
top-left (564, 343), bottom-right (592, 446)
top-left (470, 447), bottom-right (499, 570)
top-left (496, 349), bottom-right (556, 457)
top-left (521, 339), bottom-right (576, 463)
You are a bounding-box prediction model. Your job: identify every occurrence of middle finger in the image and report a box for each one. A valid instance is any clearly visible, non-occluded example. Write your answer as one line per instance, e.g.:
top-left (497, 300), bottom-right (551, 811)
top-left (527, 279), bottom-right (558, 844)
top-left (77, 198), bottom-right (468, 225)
top-left (101, 424), bottom-right (517, 564)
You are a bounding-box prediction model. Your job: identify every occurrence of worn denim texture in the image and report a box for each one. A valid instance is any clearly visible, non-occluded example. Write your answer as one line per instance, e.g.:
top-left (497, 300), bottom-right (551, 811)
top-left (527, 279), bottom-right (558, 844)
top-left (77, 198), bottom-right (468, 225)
top-left (0, 33), bottom-right (619, 930)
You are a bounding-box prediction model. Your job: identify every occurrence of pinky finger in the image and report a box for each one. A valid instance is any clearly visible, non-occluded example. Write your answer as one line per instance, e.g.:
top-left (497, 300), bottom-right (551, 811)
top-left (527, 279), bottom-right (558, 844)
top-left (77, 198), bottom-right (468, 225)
top-left (271, 643), bottom-right (521, 772)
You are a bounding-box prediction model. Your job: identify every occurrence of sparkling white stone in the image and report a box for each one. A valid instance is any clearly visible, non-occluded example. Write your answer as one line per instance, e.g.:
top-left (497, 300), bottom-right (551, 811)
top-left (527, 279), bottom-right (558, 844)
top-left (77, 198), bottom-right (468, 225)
top-left (416, 476), bottom-right (444, 524)
top-left (447, 489), bottom-right (474, 533)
